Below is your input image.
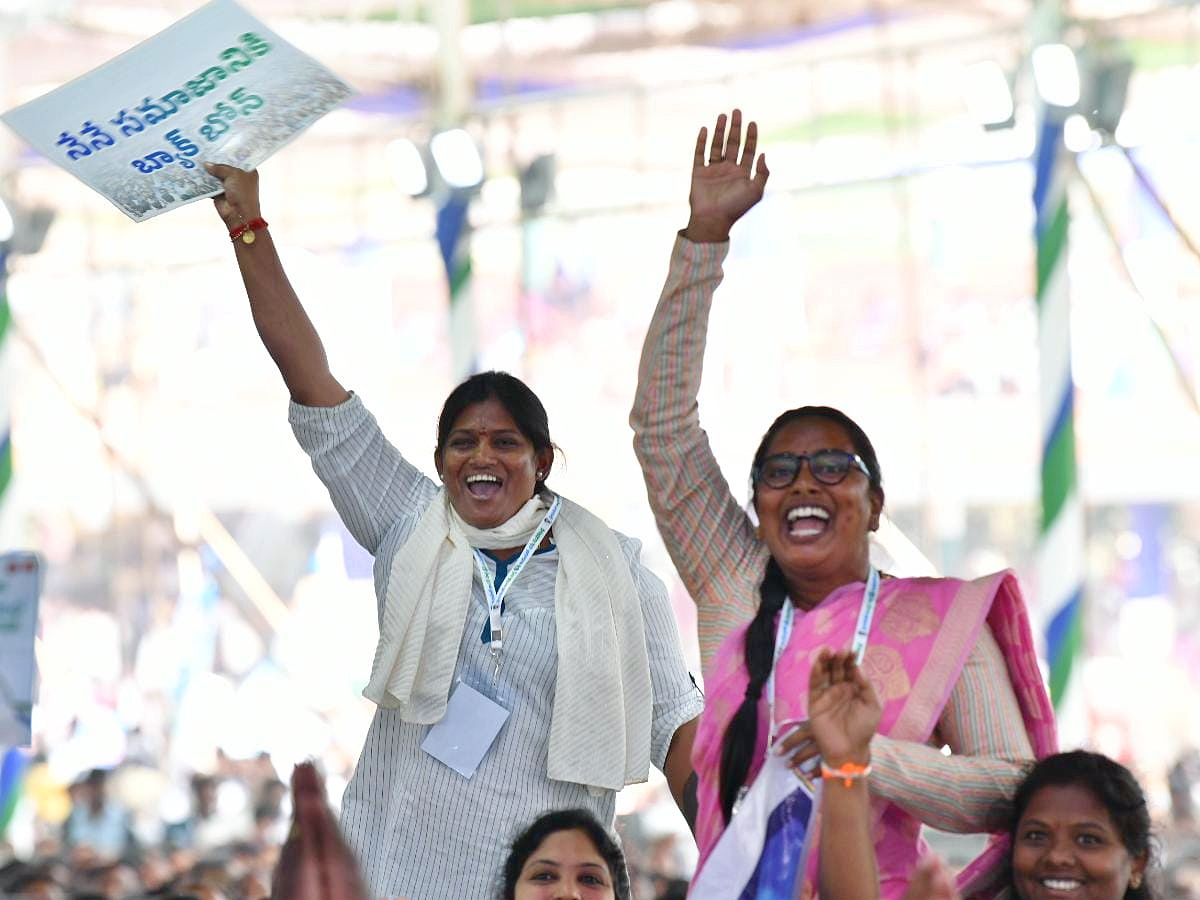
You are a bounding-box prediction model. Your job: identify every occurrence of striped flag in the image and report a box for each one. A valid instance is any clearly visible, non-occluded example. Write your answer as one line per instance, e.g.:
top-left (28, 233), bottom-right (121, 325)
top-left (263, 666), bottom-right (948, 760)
top-left (1033, 115), bottom-right (1085, 709)
top-left (0, 747), bottom-right (28, 837)
top-left (0, 250), bottom-right (10, 507)
top-left (435, 194), bottom-right (477, 383)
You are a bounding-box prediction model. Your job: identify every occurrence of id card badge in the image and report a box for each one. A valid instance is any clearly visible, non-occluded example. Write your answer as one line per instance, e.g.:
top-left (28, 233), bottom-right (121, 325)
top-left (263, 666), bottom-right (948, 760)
top-left (421, 681), bottom-right (510, 778)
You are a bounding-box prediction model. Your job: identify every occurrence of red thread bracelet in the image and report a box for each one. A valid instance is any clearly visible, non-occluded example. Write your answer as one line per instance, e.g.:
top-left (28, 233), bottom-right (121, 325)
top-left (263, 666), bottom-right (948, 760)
top-left (229, 217), bottom-right (268, 244)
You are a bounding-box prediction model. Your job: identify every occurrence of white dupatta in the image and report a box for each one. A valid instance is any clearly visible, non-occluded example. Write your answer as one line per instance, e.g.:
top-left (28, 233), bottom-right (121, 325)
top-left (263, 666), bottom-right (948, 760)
top-left (363, 490), bottom-right (654, 792)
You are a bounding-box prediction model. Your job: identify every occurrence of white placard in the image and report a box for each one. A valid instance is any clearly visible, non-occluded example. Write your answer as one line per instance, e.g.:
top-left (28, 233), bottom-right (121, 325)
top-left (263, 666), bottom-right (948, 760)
top-left (1, 0), bottom-right (354, 222)
top-left (0, 552), bottom-right (41, 747)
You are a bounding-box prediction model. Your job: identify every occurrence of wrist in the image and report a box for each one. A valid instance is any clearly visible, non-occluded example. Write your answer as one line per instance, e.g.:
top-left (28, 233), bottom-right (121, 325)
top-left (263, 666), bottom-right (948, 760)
top-left (820, 748), bottom-right (871, 769)
top-left (682, 215), bottom-right (732, 243)
top-left (820, 756), bottom-right (872, 789)
top-left (229, 216), bottom-right (269, 244)
top-left (221, 208), bottom-right (263, 230)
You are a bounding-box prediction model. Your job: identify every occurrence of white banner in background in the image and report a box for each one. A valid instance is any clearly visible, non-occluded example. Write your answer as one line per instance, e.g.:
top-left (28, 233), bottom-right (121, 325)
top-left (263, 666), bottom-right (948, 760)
top-left (1, 0), bottom-right (354, 223)
top-left (0, 552), bottom-right (42, 747)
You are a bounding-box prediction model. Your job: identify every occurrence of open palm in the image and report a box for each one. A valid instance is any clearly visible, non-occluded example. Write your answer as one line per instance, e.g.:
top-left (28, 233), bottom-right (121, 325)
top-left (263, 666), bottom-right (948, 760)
top-left (807, 649), bottom-right (881, 766)
top-left (685, 109), bottom-right (769, 241)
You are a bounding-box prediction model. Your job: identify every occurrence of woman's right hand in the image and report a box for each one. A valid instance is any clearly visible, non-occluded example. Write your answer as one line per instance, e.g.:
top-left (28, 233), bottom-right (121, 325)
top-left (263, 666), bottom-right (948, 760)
top-left (683, 108), bottom-right (769, 243)
top-left (807, 649), bottom-right (880, 767)
top-left (205, 162), bottom-right (262, 232)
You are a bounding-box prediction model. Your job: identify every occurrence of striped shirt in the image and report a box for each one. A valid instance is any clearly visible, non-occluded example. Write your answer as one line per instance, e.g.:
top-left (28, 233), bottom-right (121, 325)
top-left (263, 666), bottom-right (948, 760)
top-left (630, 235), bottom-right (1034, 834)
top-left (290, 395), bottom-right (704, 900)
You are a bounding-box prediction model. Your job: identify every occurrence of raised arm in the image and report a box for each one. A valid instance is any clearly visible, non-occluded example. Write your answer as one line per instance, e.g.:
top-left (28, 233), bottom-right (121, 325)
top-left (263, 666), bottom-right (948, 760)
top-left (206, 163), bottom-right (349, 408)
top-left (629, 112), bottom-right (770, 634)
top-left (808, 649), bottom-right (882, 900)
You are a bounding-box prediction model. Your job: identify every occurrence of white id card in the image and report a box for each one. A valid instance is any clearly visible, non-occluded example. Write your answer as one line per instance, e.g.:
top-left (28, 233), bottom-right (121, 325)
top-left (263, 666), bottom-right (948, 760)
top-left (421, 681), bottom-right (510, 778)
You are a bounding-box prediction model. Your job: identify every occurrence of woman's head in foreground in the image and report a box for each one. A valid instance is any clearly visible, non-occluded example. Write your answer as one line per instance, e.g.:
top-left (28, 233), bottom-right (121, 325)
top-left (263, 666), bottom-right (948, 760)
top-left (1010, 751), bottom-right (1154, 900)
top-left (435, 371), bottom-right (556, 529)
top-left (502, 809), bottom-right (630, 900)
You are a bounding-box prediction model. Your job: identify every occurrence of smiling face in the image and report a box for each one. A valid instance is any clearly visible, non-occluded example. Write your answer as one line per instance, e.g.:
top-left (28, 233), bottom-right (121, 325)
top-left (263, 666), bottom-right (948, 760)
top-left (752, 416), bottom-right (882, 595)
top-left (514, 829), bottom-right (616, 900)
top-left (1012, 783), bottom-right (1148, 900)
top-left (435, 397), bottom-right (554, 529)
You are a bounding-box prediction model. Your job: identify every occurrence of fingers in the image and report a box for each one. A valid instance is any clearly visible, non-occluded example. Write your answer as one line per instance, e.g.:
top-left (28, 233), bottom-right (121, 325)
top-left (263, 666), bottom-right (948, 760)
top-left (288, 762), bottom-right (370, 900)
top-left (709, 113), bottom-right (727, 162)
top-left (739, 119), bottom-right (756, 168)
top-left (754, 152), bottom-right (769, 188)
top-left (693, 127), bottom-right (708, 168)
top-left (204, 161), bottom-right (239, 180)
top-left (810, 648), bottom-right (856, 691)
top-left (773, 720), bottom-right (812, 755)
top-left (725, 109), bottom-right (742, 165)
top-left (702, 110), bottom-right (760, 166)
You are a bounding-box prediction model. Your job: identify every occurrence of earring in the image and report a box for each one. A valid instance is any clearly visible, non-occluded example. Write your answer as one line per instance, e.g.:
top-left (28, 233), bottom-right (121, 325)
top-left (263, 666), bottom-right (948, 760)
top-left (1130, 875), bottom-right (1142, 889)
top-left (536, 471), bottom-right (544, 479)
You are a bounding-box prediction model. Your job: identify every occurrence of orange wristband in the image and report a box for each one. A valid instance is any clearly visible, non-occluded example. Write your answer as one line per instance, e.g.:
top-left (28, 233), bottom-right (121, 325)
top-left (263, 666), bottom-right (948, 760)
top-left (820, 760), bottom-right (872, 788)
top-left (230, 216), bottom-right (268, 244)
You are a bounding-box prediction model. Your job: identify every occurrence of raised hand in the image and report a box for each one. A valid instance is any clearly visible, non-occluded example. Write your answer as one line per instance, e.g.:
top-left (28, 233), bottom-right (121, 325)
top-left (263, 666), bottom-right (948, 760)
top-left (205, 162), bottom-right (262, 231)
top-left (807, 649), bottom-right (881, 767)
top-left (271, 762), bottom-right (372, 900)
top-left (683, 109), bottom-right (769, 243)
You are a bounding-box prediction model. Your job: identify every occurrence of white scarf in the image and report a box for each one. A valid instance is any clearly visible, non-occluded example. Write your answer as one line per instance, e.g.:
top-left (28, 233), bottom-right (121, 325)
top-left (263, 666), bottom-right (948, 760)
top-left (363, 490), bottom-right (653, 792)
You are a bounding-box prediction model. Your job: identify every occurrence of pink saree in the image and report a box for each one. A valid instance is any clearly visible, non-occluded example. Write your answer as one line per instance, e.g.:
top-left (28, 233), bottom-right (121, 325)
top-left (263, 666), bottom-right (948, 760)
top-left (691, 572), bottom-right (1057, 900)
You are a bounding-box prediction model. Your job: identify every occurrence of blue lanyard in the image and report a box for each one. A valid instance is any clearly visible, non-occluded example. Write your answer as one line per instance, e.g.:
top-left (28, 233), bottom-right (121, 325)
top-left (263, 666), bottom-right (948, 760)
top-left (766, 566), bottom-right (880, 750)
top-left (471, 495), bottom-right (561, 684)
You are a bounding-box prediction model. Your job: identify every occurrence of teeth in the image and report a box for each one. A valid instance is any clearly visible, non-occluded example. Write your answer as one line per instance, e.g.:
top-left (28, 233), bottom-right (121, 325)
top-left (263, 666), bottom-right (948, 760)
top-left (1042, 879), bottom-right (1082, 891)
top-left (466, 474), bottom-right (499, 484)
top-left (787, 506), bottom-right (830, 522)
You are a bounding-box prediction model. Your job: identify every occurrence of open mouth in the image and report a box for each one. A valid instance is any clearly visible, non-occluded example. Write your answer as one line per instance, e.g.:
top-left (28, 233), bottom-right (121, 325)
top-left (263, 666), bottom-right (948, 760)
top-left (1038, 878), bottom-right (1084, 894)
top-left (785, 505), bottom-right (830, 539)
top-left (465, 473), bottom-right (502, 500)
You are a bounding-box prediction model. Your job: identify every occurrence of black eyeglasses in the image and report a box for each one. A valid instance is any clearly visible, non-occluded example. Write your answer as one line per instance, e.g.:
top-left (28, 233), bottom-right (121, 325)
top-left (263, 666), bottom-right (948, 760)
top-left (753, 450), bottom-right (872, 488)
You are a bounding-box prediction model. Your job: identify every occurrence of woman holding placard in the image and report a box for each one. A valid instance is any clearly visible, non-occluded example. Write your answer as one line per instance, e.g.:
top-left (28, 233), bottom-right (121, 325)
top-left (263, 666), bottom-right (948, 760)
top-left (205, 162), bottom-right (703, 900)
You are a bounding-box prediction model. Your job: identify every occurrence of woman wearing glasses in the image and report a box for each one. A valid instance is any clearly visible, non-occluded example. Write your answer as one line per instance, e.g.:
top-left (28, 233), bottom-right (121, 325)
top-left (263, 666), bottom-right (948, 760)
top-left (630, 111), bottom-right (1057, 899)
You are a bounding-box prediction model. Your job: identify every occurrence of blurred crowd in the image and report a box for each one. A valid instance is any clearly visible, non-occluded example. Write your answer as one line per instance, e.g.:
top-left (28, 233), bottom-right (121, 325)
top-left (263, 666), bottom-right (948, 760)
top-left (0, 754), bottom-right (701, 900)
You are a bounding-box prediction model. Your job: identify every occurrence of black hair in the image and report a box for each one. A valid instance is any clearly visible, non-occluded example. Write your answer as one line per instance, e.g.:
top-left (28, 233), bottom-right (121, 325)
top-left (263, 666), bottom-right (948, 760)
top-left (717, 406), bottom-right (883, 824)
top-left (500, 809), bottom-right (630, 900)
top-left (436, 371), bottom-right (556, 491)
top-left (749, 406), bottom-right (883, 497)
top-left (1010, 751), bottom-right (1156, 900)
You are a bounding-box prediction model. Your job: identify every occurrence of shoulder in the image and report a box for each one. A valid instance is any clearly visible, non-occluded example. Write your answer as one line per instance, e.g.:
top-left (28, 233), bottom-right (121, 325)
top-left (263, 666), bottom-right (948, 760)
top-left (881, 571), bottom-right (1020, 604)
top-left (556, 497), bottom-right (645, 563)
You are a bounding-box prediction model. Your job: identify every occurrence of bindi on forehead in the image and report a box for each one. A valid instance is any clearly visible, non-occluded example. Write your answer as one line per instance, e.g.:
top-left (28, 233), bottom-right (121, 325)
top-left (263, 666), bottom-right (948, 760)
top-left (449, 424), bottom-right (522, 438)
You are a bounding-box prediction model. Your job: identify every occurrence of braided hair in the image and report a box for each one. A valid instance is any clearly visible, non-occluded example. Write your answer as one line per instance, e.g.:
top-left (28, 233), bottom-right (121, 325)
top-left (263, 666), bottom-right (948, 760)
top-left (718, 405), bottom-right (883, 824)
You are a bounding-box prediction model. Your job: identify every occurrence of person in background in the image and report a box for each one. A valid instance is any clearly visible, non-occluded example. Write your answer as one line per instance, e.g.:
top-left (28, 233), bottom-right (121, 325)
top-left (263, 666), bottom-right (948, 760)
top-left (630, 109), bottom-right (1056, 899)
top-left (166, 776), bottom-right (249, 854)
top-left (63, 770), bottom-right (135, 864)
top-left (204, 163), bottom-right (703, 900)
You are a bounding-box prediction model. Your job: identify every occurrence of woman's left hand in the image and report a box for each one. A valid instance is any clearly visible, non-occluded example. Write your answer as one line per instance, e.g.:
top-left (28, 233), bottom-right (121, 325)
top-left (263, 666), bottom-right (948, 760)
top-left (773, 719), bottom-right (819, 771)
